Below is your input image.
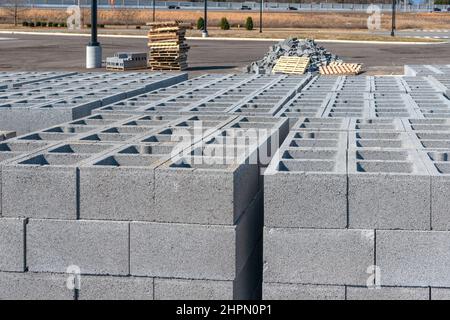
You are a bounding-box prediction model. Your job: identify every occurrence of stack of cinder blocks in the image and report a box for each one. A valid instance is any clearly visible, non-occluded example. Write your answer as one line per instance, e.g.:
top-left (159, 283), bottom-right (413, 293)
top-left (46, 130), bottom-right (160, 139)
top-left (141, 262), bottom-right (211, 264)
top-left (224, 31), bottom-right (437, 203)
top-left (0, 72), bottom-right (187, 134)
top-left (3, 67), bottom-right (450, 300)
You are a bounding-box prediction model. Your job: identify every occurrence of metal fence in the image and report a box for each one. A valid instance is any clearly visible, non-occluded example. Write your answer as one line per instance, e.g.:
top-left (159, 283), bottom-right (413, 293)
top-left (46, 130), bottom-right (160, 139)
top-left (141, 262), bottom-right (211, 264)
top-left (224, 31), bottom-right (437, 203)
top-left (0, 0), bottom-right (449, 12)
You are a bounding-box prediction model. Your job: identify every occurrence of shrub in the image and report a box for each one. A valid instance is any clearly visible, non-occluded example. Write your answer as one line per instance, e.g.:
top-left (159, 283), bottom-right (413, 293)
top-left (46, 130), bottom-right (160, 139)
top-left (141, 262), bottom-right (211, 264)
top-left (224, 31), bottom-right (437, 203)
top-left (86, 23), bottom-right (92, 28)
top-left (99, 24), bottom-right (105, 28)
top-left (22, 21), bottom-right (29, 27)
top-left (245, 17), bottom-right (253, 31)
top-left (36, 21), bottom-right (41, 27)
top-left (136, 25), bottom-right (141, 29)
top-left (59, 22), bottom-right (66, 28)
top-left (29, 22), bottom-right (35, 27)
top-left (48, 22), bottom-right (53, 27)
top-left (41, 22), bottom-right (47, 27)
top-left (219, 17), bottom-right (230, 30)
top-left (197, 17), bottom-right (205, 30)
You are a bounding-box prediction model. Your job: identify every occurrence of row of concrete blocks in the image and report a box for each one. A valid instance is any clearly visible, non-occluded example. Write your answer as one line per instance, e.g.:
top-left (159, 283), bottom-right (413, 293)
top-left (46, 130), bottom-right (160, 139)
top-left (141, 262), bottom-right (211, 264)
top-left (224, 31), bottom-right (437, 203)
top-left (263, 228), bottom-right (450, 292)
top-left (94, 74), bottom-right (311, 117)
top-left (0, 109), bottom-right (288, 299)
top-left (0, 72), bottom-right (78, 90)
top-left (0, 214), bottom-right (262, 300)
top-left (0, 73), bottom-right (188, 135)
top-left (0, 112), bottom-right (288, 225)
top-left (404, 64), bottom-right (450, 77)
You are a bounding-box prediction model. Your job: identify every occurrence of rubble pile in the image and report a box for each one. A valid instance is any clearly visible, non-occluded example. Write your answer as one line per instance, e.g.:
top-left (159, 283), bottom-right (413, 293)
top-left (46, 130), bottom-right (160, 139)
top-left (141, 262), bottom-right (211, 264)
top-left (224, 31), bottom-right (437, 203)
top-left (246, 38), bottom-right (341, 74)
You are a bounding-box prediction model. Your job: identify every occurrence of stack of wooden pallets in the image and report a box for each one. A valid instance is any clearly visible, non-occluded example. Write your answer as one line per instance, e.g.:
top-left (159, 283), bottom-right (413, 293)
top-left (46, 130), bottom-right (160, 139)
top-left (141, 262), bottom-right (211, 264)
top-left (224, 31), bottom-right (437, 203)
top-left (319, 62), bottom-right (363, 75)
top-left (272, 56), bottom-right (311, 75)
top-left (147, 21), bottom-right (191, 71)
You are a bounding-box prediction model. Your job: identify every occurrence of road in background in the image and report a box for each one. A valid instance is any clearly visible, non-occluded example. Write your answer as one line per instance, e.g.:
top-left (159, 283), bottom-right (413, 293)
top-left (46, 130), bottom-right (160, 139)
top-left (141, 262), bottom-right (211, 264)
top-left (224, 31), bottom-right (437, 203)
top-left (1, 0), bottom-right (449, 12)
top-left (0, 33), bottom-right (449, 75)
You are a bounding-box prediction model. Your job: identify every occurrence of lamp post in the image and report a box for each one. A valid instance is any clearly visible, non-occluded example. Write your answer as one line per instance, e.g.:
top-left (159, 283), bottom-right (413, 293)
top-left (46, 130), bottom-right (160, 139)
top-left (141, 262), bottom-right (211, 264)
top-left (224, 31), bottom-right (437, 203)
top-left (86, 0), bottom-right (102, 68)
top-left (391, 0), bottom-right (396, 37)
top-left (202, 0), bottom-right (208, 37)
top-left (259, 0), bottom-right (263, 33)
top-left (153, 0), bottom-right (156, 22)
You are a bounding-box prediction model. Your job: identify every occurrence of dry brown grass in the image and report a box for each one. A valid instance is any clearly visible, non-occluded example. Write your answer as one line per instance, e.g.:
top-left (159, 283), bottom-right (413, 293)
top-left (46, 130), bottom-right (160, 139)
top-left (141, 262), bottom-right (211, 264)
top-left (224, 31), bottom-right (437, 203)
top-left (1, 8), bottom-right (450, 30)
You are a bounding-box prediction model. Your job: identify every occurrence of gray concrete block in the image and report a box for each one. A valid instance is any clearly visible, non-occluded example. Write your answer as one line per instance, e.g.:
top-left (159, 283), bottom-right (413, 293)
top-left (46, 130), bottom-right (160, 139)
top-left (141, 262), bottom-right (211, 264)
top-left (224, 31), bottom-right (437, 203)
top-left (348, 149), bottom-right (431, 230)
top-left (2, 153), bottom-right (92, 219)
top-left (347, 286), bottom-right (429, 300)
top-left (131, 221), bottom-right (236, 280)
top-left (78, 276), bottom-right (153, 300)
top-left (79, 154), bottom-right (159, 221)
top-left (263, 283), bottom-right (345, 300)
top-left (418, 150), bottom-right (450, 231)
top-left (0, 218), bottom-right (25, 272)
top-left (263, 228), bottom-right (374, 286)
top-left (377, 230), bottom-right (450, 287)
top-left (154, 162), bottom-right (259, 225)
top-left (154, 278), bottom-right (234, 300)
top-left (264, 145), bottom-right (347, 228)
top-left (27, 219), bottom-right (129, 275)
top-left (0, 272), bottom-right (74, 300)
top-left (431, 288), bottom-right (450, 300)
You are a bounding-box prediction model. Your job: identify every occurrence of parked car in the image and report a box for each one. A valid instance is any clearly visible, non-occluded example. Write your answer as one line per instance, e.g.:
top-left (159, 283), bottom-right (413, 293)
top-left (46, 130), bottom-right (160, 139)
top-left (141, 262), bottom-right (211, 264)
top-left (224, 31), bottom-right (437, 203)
top-left (241, 5), bottom-right (252, 10)
top-left (433, 7), bottom-right (442, 12)
top-left (168, 5), bottom-right (180, 9)
top-left (287, 6), bottom-right (298, 10)
top-left (447, 7), bottom-right (450, 11)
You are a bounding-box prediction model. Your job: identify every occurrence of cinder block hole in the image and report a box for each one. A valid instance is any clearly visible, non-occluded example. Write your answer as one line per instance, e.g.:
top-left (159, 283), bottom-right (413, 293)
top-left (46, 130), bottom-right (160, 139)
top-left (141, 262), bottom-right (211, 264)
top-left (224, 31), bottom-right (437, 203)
top-left (94, 155), bottom-right (160, 167)
top-left (18, 153), bottom-right (90, 166)
top-left (355, 132), bottom-right (401, 140)
top-left (356, 161), bottom-right (413, 173)
top-left (416, 132), bottom-right (450, 140)
top-left (355, 150), bottom-right (409, 161)
top-left (119, 145), bottom-right (172, 155)
top-left (427, 152), bottom-right (450, 162)
top-left (44, 126), bottom-right (94, 134)
top-left (81, 133), bottom-right (133, 142)
top-left (282, 149), bottom-right (337, 160)
top-left (19, 133), bottom-right (74, 141)
top-left (49, 143), bottom-right (112, 154)
top-left (356, 139), bottom-right (402, 148)
top-left (277, 160), bottom-right (336, 172)
top-left (290, 139), bottom-right (339, 148)
top-left (102, 127), bottom-right (149, 134)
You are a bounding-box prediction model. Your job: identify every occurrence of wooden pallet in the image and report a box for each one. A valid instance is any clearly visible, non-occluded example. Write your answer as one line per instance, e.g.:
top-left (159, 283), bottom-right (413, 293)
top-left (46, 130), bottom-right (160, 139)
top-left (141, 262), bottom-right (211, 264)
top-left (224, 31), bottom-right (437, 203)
top-left (272, 56), bottom-right (310, 75)
top-left (320, 62), bottom-right (363, 75)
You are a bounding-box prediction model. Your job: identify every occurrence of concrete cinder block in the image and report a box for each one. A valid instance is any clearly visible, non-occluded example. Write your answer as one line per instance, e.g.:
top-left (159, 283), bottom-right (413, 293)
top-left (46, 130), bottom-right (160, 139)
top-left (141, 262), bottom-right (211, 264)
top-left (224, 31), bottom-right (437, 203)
top-left (131, 191), bottom-right (262, 282)
top-left (377, 230), bottom-right (450, 287)
top-left (79, 154), bottom-right (158, 221)
top-left (348, 149), bottom-right (431, 230)
top-left (131, 221), bottom-right (236, 280)
top-left (154, 278), bottom-right (234, 300)
top-left (263, 228), bottom-right (374, 286)
top-left (431, 288), bottom-right (450, 300)
top-left (264, 144), bottom-right (347, 228)
top-left (2, 153), bottom-right (92, 219)
top-left (154, 163), bottom-right (259, 225)
top-left (346, 286), bottom-right (429, 300)
top-left (0, 218), bottom-right (26, 272)
top-left (27, 219), bottom-right (129, 275)
top-left (263, 283), bottom-right (345, 300)
top-left (0, 272), bottom-right (74, 300)
top-left (78, 276), bottom-right (153, 300)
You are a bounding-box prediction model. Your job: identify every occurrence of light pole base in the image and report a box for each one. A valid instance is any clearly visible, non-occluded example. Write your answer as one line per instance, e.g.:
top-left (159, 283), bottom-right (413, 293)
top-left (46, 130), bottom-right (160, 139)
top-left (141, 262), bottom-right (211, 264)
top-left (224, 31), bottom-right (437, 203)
top-left (86, 45), bottom-right (102, 69)
top-left (202, 31), bottom-right (209, 38)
